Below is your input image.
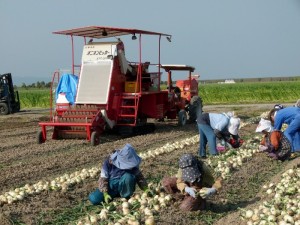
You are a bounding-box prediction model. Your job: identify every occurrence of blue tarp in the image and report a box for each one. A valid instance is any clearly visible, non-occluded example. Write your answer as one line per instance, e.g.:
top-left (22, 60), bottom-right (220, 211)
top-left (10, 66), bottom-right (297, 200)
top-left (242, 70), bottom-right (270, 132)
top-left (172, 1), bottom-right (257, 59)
top-left (56, 74), bottom-right (78, 105)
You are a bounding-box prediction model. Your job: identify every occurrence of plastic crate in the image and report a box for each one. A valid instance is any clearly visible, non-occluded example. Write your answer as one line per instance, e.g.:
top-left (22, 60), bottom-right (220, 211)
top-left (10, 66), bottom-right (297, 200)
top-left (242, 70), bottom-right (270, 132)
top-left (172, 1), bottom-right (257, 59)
top-left (125, 82), bottom-right (139, 92)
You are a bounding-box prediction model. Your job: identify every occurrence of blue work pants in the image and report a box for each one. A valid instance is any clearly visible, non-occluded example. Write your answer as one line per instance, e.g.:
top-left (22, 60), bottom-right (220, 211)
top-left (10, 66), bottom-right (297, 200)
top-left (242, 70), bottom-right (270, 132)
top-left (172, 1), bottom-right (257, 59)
top-left (284, 114), bottom-right (300, 152)
top-left (197, 123), bottom-right (218, 157)
top-left (88, 172), bottom-right (136, 205)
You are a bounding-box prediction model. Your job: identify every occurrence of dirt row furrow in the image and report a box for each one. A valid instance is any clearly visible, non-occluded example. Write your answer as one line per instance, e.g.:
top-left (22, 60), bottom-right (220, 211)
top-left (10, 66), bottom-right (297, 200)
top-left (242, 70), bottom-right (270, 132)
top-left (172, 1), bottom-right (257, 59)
top-left (0, 140), bottom-right (83, 165)
top-left (0, 122), bottom-right (196, 192)
top-left (1, 138), bottom-right (200, 225)
top-left (0, 128), bottom-right (37, 139)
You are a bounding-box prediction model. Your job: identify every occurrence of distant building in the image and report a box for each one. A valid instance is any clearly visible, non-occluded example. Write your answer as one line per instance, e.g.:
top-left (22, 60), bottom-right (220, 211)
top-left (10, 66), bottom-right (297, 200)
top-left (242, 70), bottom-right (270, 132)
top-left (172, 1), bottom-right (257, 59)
top-left (225, 79), bottom-right (235, 83)
top-left (218, 79), bottom-right (236, 84)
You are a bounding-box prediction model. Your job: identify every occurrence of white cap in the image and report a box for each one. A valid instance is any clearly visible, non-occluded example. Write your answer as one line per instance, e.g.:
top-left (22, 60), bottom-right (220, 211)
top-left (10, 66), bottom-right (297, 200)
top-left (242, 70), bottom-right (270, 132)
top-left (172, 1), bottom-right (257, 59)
top-left (255, 118), bottom-right (273, 133)
top-left (228, 117), bottom-right (240, 135)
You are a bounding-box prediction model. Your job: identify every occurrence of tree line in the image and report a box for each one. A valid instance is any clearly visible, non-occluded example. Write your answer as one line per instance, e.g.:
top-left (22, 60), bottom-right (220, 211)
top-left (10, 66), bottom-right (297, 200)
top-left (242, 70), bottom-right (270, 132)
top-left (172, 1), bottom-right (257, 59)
top-left (17, 81), bottom-right (52, 89)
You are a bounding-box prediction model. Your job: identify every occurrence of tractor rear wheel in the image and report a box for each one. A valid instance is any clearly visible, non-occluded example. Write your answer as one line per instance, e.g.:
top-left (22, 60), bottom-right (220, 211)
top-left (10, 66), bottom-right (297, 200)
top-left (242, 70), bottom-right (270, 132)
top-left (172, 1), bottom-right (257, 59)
top-left (37, 131), bottom-right (44, 144)
top-left (91, 131), bottom-right (100, 146)
top-left (118, 126), bottom-right (133, 137)
top-left (0, 103), bottom-right (9, 115)
top-left (188, 96), bottom-right (203, 123)
top-left (178, 109), bottom-right (187, 126)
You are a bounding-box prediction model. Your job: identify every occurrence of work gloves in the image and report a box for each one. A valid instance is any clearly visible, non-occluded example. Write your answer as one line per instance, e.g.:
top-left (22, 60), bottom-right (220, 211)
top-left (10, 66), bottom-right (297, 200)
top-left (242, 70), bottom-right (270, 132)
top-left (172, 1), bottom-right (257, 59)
top-left (103, 192), bottom-right (112, 204)
top-left (184, 186), bottom-right (196, 198)
top-left (199, 187), bottom-right (216, 199)
top-left (258, 145), bottom-right (268, 152)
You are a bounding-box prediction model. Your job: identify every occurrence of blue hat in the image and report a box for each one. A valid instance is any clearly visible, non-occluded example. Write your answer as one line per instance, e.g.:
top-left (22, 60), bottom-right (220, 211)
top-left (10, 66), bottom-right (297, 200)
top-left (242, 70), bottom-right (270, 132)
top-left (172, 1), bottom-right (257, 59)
top-left (110, 143), bottom-right (141, 170)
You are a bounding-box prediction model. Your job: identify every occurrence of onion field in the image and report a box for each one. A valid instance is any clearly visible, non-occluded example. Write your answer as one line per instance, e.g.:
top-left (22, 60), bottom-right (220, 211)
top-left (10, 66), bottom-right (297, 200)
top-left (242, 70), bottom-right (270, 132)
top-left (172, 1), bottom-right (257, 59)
top-left (0, 103), bottom-right (299, 224)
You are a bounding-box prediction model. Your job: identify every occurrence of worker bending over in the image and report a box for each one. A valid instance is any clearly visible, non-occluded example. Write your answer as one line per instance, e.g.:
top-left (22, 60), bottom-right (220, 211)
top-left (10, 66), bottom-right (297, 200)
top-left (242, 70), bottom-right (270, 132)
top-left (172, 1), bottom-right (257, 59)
top-left (89, 143), bottom-right (148, 205)
top-left (161, 153), bottom-right (222, 211)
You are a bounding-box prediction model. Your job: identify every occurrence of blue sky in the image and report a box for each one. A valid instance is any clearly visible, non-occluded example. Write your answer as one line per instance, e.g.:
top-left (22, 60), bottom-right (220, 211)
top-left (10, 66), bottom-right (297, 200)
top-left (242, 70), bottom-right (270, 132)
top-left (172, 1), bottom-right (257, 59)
top-left (1, 0), bottom-right (300, 85)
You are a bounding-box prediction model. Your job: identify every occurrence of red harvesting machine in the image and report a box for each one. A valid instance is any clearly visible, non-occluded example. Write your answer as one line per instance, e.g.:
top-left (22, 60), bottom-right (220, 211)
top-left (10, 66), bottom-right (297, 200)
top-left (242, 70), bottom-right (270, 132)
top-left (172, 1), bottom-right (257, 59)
top-left (37, 26), bottom-right (202, 146)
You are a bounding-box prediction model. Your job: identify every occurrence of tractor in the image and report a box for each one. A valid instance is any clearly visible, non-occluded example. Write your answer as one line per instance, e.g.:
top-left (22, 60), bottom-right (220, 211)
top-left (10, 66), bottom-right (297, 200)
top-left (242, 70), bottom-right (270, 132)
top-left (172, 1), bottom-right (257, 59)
top-left (0, 73), bottom-right (20, 115)
top-left (37, 26), bottom-right (202, 145)
top-left (160, 64), bottom-right (202, 124)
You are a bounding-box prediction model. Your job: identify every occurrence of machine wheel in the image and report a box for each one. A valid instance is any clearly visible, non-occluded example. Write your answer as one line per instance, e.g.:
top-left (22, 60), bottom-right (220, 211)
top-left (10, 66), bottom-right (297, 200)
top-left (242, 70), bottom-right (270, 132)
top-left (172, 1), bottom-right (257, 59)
top-left (178, 109), bottom-right (187, 126)
top-left (0, 103), bottom-right (9, 115)
top-left (91, 131), bottom-right (100, 146)
top-left (188, 96), bottom-right (203, 123)
top-left (133, 123), bottom-right (156, 135)
top-left (37, 131), bottom-right (44, 144)
top-left (118, 126), bottom-right (133, 137)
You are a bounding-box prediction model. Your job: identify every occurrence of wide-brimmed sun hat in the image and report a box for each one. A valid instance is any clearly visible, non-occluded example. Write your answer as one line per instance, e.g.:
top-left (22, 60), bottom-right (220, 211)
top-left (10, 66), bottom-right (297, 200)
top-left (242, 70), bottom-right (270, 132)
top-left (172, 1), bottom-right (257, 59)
top-left (255, 118), bottom-right (273, 133)
top-left (228, 117), bottom-right (240, 135)
top-left (178, 154), bottom-right (201, 183)
top-left (110, 143), bottom-right (141, 170)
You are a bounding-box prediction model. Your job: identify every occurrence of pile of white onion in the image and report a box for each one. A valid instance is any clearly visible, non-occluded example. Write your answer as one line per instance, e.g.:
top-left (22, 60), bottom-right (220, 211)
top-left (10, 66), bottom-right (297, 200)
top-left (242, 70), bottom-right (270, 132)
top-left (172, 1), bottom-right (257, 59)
top-left (206, 110), bottom-right (281, 180)
top-left (0, 111), bottom-right (267, 207)
top-left (240, 167), bottom-right (300, 225)
top-left (0, 134), bottom-right (199, 206)
top-left (75, 183), bottom-right (172, 225)
top-left (139, 135), bottom-right (199, 159)
top-left (0, 168), bottom-right (99, 205)
top-left (206, 140), bottom-right (260, 179)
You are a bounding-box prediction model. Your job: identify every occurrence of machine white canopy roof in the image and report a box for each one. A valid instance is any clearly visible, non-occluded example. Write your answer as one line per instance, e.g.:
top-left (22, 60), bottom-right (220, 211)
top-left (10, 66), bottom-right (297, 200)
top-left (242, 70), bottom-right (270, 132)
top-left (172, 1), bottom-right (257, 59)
top-left (53, 26), bottom-right (171, 39)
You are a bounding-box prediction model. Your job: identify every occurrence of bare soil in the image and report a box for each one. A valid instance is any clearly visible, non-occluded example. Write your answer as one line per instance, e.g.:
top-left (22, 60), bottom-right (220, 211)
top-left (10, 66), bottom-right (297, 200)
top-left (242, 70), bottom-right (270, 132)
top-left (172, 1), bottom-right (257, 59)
top-left (0, 104), bottom-right (298, 225)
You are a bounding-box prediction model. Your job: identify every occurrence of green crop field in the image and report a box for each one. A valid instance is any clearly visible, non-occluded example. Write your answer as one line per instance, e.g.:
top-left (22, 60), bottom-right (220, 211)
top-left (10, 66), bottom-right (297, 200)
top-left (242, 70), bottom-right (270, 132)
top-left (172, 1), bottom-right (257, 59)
top-left (18, 89), bottom-right (52, 109)
top-left (18, 81), bottom-right (300, 109)
top-left (199, 81), bottom-right (300, 105)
